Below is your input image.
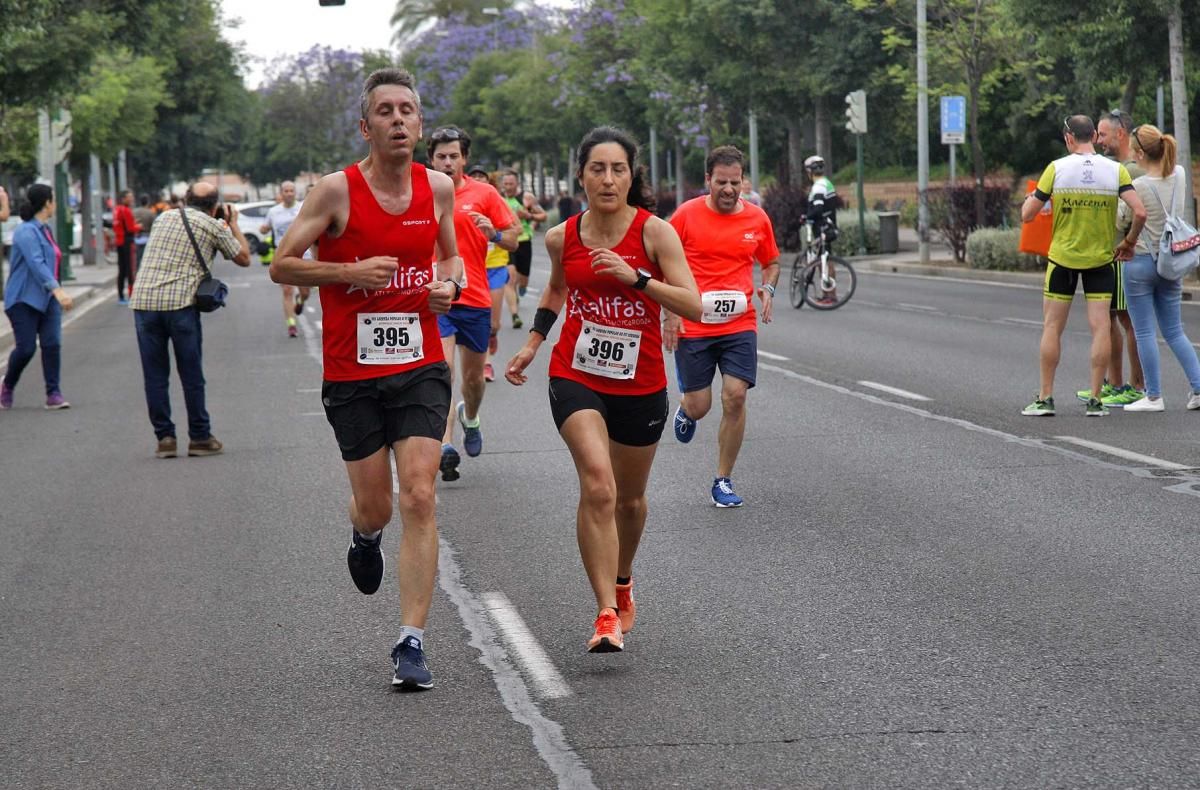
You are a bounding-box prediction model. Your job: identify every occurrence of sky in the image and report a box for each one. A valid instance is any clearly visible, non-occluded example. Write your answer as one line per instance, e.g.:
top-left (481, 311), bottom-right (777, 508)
top-left (220, 0), bottom-right (400, 88)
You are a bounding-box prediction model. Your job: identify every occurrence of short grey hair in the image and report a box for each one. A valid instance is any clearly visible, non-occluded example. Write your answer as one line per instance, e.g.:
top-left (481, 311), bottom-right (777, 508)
top-left (360, 68), bottom-right (421, 119)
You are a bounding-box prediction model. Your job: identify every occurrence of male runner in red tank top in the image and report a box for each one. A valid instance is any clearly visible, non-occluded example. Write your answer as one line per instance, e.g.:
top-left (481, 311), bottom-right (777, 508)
top-left (271, 68), bottom-right (462, 691)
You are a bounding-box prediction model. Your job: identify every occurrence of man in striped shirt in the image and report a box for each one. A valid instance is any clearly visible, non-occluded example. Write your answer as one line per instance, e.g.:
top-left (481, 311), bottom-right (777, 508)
top-left (131, 182), bottom-right (251, 458)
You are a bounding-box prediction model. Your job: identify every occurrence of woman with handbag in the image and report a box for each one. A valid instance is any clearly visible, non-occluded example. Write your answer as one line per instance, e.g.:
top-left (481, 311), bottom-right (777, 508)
top-left (1121, 124), bottom-right (1200, 412)
top-left (1, 184), bottom-right (74, 410)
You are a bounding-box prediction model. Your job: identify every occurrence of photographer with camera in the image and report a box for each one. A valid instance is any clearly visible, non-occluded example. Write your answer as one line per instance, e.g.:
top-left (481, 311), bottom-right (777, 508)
top-left (130, 181), bottom-right (250, 459)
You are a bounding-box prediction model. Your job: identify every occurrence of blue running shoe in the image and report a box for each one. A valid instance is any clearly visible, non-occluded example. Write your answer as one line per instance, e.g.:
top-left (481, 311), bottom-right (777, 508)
top-left (711, 477), bottom-right (744, 508)
top-left (391, 636), bottom-right (434, 690)
top-left (457, 401), bottom-right (482, 457)
top-left (673, 404), bottom-right (696, 444)
top-left (440, 444), bottom-right (461, 482)
top-left (346, 530), bottom-right (385, 595)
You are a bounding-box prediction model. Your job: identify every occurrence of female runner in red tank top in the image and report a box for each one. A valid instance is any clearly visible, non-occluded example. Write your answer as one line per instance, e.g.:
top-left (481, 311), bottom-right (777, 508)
top-left (506, 127), bottom-right (701, 653)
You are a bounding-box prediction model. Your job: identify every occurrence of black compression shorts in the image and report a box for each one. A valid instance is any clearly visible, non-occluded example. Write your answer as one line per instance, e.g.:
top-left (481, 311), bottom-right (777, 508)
top-left (548, 377), bottom-right (668, 447)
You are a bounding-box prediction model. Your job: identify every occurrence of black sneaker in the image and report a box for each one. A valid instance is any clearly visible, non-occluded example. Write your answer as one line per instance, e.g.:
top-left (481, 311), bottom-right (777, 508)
top-left (440, 444), bottom-right (461, 482)
top-left (391, 636), bottom-right (434, 690)
top-left (346, 530), bottom-right (384, 595)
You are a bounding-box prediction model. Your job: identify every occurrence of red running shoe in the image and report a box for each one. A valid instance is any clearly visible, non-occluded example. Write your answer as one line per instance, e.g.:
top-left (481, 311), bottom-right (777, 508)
top-left (587, 608), bottom-right (624, 653)
top-left (615, 580), bottom-right (636, 633)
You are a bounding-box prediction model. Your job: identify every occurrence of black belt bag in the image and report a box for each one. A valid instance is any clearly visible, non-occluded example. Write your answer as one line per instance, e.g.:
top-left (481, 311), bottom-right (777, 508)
top-left (178, 207), bottom-right (228, 313)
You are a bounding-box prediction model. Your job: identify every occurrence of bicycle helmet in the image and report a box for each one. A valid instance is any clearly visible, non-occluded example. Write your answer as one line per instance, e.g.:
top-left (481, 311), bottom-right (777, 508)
top-left (804, 155), bottom-right (825, 172)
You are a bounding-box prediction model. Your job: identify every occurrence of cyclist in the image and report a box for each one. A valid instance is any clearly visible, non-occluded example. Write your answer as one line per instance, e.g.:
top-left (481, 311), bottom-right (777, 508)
top-left (804, 156), bottom-right (839, 305)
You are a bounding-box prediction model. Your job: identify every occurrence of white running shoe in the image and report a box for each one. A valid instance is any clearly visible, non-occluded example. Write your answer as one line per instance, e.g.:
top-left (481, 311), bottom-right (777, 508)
top-left (1125, 396), bottom-right (1165, 412)
top-left (1188, 391), bottom-right (1200, 411)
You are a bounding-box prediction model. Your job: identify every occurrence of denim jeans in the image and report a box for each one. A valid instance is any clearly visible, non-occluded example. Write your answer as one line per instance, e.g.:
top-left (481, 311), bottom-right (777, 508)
top-left (1122, 253), bottom-right (1200, 397)
top-left (133, 307), bottom-right (211, 440)
top-left (4, 299), bottom-right (62, 396)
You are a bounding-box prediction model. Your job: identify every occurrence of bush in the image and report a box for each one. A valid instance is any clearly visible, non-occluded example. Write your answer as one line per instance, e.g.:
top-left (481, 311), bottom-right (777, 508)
top-left (966, 228), bottom-right (1042, 271)
top-left (830, 211), bottom-right (883, 256)
top-left (927, 183), bottom-right (1014, 262)
top-left (762, 184), bottom-right (808, 252)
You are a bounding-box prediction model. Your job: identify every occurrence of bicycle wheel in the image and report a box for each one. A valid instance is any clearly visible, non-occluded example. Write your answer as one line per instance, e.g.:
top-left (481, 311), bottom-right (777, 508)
top-left (789, 253), bottom-right (807, 309)
top-left (801, 256), bottom-right (857, 310)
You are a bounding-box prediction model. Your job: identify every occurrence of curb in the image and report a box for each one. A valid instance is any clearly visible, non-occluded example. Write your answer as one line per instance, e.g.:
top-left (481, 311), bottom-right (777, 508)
top-left (853, 256), bottom-right (1199, 299)
top-left (0, 269), bottom-right (117, 351)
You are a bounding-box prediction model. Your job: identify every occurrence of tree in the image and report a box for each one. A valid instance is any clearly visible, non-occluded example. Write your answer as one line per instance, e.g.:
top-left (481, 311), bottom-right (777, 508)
top-left (70, 50), bottom-right (169, 165)
top-left (391, 0), bottom-right (514, 47)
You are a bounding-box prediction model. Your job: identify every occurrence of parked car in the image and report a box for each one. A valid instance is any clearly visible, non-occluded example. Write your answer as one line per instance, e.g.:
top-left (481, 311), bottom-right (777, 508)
top-left (233, 200), bottom-right (277, 252)
top-left (2, 215), bottom-right (82, 257)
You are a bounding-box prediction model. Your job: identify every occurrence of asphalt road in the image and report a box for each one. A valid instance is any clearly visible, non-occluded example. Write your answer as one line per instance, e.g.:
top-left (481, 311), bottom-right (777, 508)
top-left (3, 243), bottom-right (1199, 789)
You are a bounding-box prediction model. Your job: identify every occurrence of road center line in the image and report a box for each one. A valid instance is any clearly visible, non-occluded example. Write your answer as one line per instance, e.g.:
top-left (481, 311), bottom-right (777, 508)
top-left (437, 540), bottom-right (597, 789)
top-left (758, 350), bottom-right (789, 361)
top-left (481, 592), bottom-right (572, 700)
top-left (1053, 436), bottom-right (1191, 470)
top-left (758, 362), bottom-right (1200, 498)
top-left (857, 381), bottom-right (932, 401)
top-left (1000, 317), bottom-right (1044, 326)
top-left (897, 303), bottom-right (938, 311)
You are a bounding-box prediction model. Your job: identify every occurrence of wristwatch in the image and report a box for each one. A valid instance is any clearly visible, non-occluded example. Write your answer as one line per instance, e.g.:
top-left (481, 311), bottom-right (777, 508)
top-left (632, 267), bottom-right (653, 291)
top-left (445, 279), bottom-right (463, 301)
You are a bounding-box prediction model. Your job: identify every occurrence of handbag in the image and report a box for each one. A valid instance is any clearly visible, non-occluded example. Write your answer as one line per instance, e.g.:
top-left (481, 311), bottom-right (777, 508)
top-left (178, 207), bottom-right (229, 312)
top-left (1147, 173), bottom-right (1200, 280)
top-left (1018, 179), bottom-right (1053, 257)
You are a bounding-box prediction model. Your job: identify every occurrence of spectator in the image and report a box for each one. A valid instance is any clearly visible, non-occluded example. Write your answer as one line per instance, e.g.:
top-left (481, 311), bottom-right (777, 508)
top-left (113, 190), bottom-right (141, 304)
top-left (2, 184), bottom-right (75, 411)
top-left (132, 193), bottom-right (156, 272)
top-left (129, 182), bottom-right (250, 457)
top-left (557, 190), bottom-right (576, 222)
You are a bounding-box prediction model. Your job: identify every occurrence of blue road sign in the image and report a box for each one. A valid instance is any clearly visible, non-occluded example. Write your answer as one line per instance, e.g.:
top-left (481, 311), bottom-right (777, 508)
top-left (941, 96), bottom-right (966, 144)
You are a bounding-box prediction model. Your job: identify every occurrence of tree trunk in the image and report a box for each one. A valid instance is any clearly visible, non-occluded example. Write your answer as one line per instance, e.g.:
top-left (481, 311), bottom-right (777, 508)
top-left (674, 138), bottom-right (685, 208)
top-left (1120, 75), bottom-right (1139, 114)
top-left (786, 118), bottom-right (805, 188)
top-left (1168, 0), bottom-right (1193, 218)
top-left (814, 96), bottom-right (831, 171)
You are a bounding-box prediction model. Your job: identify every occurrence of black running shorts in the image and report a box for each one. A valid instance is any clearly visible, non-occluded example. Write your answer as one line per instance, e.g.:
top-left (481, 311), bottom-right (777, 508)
top-left (322, 362), bottom-right (451, 461)
top-left (511, 240), bottom-right (533, 277)
top-left (1044, 260), bottom-right (1114, 303)
top-left (548, 377), bottom-right (668, 447)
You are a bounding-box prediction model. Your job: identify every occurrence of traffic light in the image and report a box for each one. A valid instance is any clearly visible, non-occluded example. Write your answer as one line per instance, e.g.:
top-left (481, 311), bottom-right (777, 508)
top-left (845, 90), bottom-right (867, 135)
top-left (51, 110), bottom-right (72, 164)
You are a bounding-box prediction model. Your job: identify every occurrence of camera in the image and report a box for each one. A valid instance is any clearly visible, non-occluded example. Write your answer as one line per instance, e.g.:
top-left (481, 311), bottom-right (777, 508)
top-left (216, 204), bottom-right (233, 223)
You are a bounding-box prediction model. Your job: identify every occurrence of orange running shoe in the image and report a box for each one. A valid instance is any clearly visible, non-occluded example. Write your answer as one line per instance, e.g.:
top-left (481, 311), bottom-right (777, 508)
top-left (587, 608), bottom-right (624, 653)
top-left (615, 580), bottom-right (636, 633)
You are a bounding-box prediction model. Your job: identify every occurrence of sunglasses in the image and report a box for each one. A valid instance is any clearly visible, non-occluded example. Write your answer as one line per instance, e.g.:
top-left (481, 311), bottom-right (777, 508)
top-left (430, 127), bottom-right (463, 142)
top-left (1130, 124), bottom-right (1144, 150)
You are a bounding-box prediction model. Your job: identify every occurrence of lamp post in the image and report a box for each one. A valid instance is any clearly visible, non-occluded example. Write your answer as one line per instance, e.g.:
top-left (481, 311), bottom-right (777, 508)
top-left (482, 7), bottom-right (500, 50)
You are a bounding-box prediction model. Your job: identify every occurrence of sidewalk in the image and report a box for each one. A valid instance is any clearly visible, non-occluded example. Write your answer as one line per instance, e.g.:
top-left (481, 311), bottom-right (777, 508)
top-left (0, 255), bottom-right (118, 349)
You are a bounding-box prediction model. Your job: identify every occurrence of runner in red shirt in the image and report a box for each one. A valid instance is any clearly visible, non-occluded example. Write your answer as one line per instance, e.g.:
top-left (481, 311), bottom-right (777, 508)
top-left (427, 126), bottom-right (517, 481)
top-left (506, 126), bottom-right (700, 653)
top-left (664, 145), bottom-right (780, 508)
top-left (271, 68), bottom-right (462, 691)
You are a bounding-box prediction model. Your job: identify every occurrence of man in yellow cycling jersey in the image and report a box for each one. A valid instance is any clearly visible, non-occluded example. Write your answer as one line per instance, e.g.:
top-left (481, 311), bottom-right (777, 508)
top-left (1020, 114), bottom-right (1146, 417)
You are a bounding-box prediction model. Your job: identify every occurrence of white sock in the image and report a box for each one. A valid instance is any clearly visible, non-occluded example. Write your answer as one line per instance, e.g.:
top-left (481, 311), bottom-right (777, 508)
top-left (398, 626), bottom-right (425, 647)
top-left (358, 529), bottom-right (382, 543)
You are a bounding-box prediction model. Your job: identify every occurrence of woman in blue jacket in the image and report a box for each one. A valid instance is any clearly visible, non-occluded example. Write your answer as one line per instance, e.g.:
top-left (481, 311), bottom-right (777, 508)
top-left (1, 184), bottom-right (75, 410)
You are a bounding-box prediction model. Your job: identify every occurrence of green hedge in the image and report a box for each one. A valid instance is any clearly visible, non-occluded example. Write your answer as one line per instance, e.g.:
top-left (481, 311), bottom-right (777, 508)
top-left (966, 228), bottom-right (1042, 271)
top-left (830, 212), bottom-right (882, 256)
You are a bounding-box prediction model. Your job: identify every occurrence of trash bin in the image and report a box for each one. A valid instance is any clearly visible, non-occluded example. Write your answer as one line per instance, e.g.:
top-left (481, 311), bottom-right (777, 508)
top-left (877, 211), bottom-right (900, 254)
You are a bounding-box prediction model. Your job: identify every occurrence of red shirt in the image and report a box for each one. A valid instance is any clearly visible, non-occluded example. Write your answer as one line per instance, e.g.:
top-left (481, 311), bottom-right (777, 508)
top-left (549, 209), bottom-right (666, 395)
top-left (319, 162), bottom-right (444, 381)
top-left (669, 196), bottom-right (779, 338)
top-left (114, 204), bottom-right (141, 247)
top-left (449, 178), bottom-right (514, 310)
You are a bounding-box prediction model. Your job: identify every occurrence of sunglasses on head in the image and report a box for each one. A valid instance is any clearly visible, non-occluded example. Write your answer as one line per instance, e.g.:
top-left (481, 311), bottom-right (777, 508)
top-left (430, 127), bottom-right (462, 142)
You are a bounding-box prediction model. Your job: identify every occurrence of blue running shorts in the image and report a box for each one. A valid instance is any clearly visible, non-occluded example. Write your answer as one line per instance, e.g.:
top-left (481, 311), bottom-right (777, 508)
top-left (674, 330), bottom-right (758, 393)
top-left (438, 305), bottom-right (491, 353)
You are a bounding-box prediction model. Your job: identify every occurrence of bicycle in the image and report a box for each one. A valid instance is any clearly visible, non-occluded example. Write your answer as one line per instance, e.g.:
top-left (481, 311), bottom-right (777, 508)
top-left (789, 223), bottom-right (857, 310)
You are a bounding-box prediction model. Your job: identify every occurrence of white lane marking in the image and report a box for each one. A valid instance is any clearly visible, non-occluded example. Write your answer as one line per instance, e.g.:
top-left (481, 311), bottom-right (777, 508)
top-left (524, 287), bottom-right (542, 296)
top-left (299, 411), bottom-right (325, 417)
top-left (296, 313), bottom-right (324, 368)
top-left (857, 381), bottom-right (932, 401)
top-left (1000, 317), bottom-right (1044, 326)
top-left (1054, 436), bottom-right (1191, 470)
top-left (228, 282), bottom-right (252, 289)
top-left (0, 288), bottom-right (115, 377)
top-left (481, 592), bottom-right (572, 700)
top-left (438, 540), bottom-right (597, 789)
top-left (758, 350), bottom-right (789, 361)
top-left (758, 363), bottom-right (1200, 498)
top-left (297, 387), bottom-right (321, 393)
top-left (315, 319), bottom-right (323, 331)
top-left (898, 303), bottom-right (938, 311)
